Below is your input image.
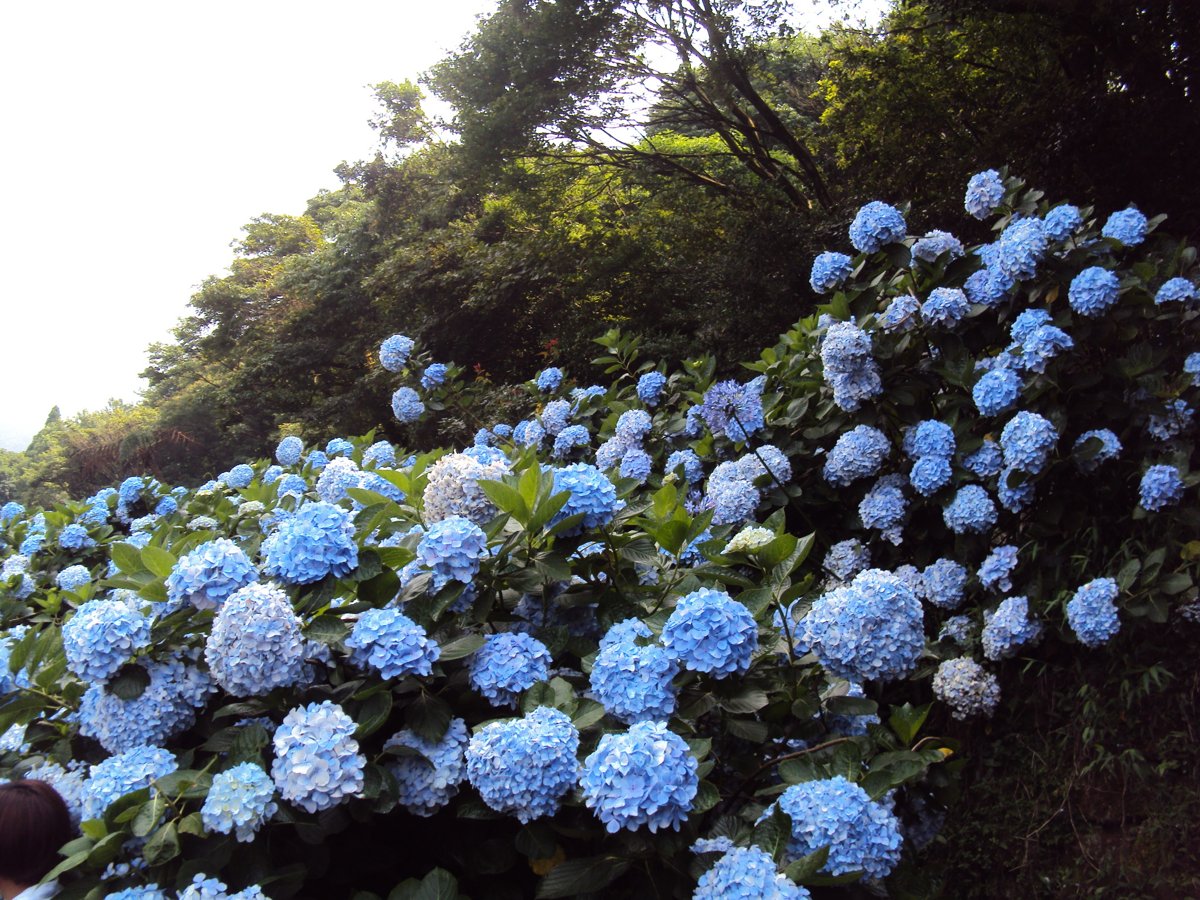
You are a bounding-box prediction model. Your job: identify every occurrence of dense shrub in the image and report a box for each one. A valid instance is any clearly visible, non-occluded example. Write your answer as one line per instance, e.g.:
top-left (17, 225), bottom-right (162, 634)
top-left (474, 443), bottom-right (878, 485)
top-left (0, 172), bottom-right (1196, 898)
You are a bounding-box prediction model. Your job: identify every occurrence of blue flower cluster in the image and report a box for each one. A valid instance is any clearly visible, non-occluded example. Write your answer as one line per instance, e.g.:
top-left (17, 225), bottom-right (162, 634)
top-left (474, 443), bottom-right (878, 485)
top-left (1146, 398), bottom-right (1193, 441)
top-left (820, 322), bottom-right (882, 412)
top-left (1101, 208), bottom-right (1147, 246)
top-left (166, 538), bottom-right (258, 610)
top-left (549, 463), bottom-right (619, 534)
top-left (665, 448), bottom-right (701, 484)
top-left (223, 464), bottom-right (254, 489)
top-left (423, 451), bottom-right (509, 524)
top-left (276, 436), bottom-right (303, 466)
top-left (466, 706), bottom-right (580, 822)
top-left (63, 599), bottom-right (151, 684)
top-left (1068, 266), bottom-right (1120, 317)
top-left (982, 596), bottom-right (1042, 660)
top-left (1000, 411), bottom-right (1057, 473)
top-left (964, 264), bottom-right (1013, 307)
top-left (921, 287), bottom-right (969, 328)
top-left (384, 718), bottom-right (469, 816)
top-left (391, 387), bottom-right (425, 424)
top-left (421, 362), bottom-right (448, 390)
top-left (363, 440), bottom-right (396, 468)
top-left (1156, 277), bottom-right (1197, 305)
top-left (379, 334), bottom-right (414, 372)
top-left (694, 846), bottom-right (810, 900)
top-left (541, 399), bottom-right (572, 437)
top-left (205, 583), bottom-right (305, 696)
top-left (347, 608), bottom-right (440, 679)
top-left (849, 201), bottom-right (906, 253)
top-left (58, 523), bottom-right (95, 550)
top-left (316, 456), bottom-right (363, 504)
top-left (661, 587), bottom-right (758, 677)
top-left (271, 701), bottom-right (365, 813)
top-left (913, 229), bottom-right (964, 263)
top-left (536, 367), bottom-right (563, 392)
top-left (768, 776), bottom-right (902, 878)
top-left (943, 485), bottom-right (998, 534)
top-left (859, 475), bottom-right (906, 544)
top-left (1066, 577), bottom-right (1121, 647)
top-left (57, 565), bottom-right (92, 593)
top-left (879, 294), bottom-right (919, 331)
top-left (415, 515), bottom-right (488, 588)
top-left (824, 538), bottom-right (871, 582)
top-left (973, 368), bottom-right (1021, 417)
top-left (932, 657), bottom-right (1001, 719)
top-left (978, 545), bottom-right (1018, 592)
top-left (699, 377), bottom-right (765, 441)
top-left (703, 461), bottom-right (760, 525)
top-left (1139, 464), bottom-right (1184, 511)
top-left (261, 501), bottom-right (358, 584)
top-left (552, 424), bottom-right (590, 458)
top-left (1043, 204), bottom-right (1082, 241)
top-left (326, 437), bottom-right (354, 457)
top-left (823, 424), bottom-right (890, 486)
top-left (637, 371), bottom-right (667, 406)
top-left (809, 251), bottom-right (853, 293)
top-left (923, 558), bottom-right (968, 609)
top-left (581, 720), bottom-right (698, 833)
top-left (590, 621), bottom-right (679, 723)
top-left (81, 745), bottom-right (177, 821)
top-left (178, 875), bottom-right (267, 900)
top-left (802, 569), bottom-right (923, 682)
top-left (964, 169), bottom-right (1004, 219)
top-left (200, 762), bottom-right (278, 842)
top-left (470, 632), bottom-right (552, 707)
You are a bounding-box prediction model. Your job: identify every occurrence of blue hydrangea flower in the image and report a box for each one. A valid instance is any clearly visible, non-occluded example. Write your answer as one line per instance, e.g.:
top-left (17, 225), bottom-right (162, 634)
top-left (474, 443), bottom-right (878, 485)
top-left (57, 565), bottom-right (92, 593)
top-left (82, 745), bottom-right (177, 821)
top-left (391, 387), bottom-right (425, 424)
top-left (551, 424), bottom-right (590, 458)
top-left (665, 449), bottom-right (703, 484)
top-left (536, 367), bottom-right (564, 392)
top-left (1000, 411), bottom-right (1058, 473)
top-left (702, 461), bottom-right (760, 526)
top-left (973, 368), bottom-right (1022, 416)
top-left (1185, 353), bottom-right (1200, 387)
top-left (661, 587), bottom-right (757, 677)
top-left (964, 169), bottom-right (1004, 219)
top-left (1139, 464), bottom-right (1184, 511)
top-left (1015, 323), bottom-right (1074, 374)
top-left (166, 538), bottom-right (259, 610)
top-left (178, 874), bottom-right (266, 900)
top-left (276, 436), bottom-right (304, 466)
top-left (549, 463), bottom-right (619, 534)
top-left (225, 464), bottom-right (255, 489)
top-left (347, 608), bottom-right (440, 679)
top-left (416, 515), bottom-right (488, 588)
top-left (909, 420), bottom-right (954, 460)
top-left (271, 701), bottom-right (365, 813)
top-left (63, 599), bottom-right (152, 684)
top-left (590, 628), bottom-right (679, 723)
top-left (1068, 267), bottom-right (1120, 317)
top-left (514, 419), bottom-right (544, 447)
top-left (306, 450), bottom-right (329, 470)
top-left (964, 265), bottom-right (1013, 307)
top-left (619, 448), bottom-right (652, 483)
top-left (316, 456), bottom-right (363, 504)
top-left (767, 776), bottom-right (902, 878)
top-left (540, 399), bottom-right (572, 437)
top-left (1010, 308), bottom-right (1051, 343)
top-left (421, 363), bottom-right (448, 390)
top-left (997, 466), bottom-right (1036, 513)
top-left (694, 846), bottom-right (810, 900)
top-left (979, 545), bottom-right (1018, 592)
top-left (154, 496), bottom-right (178, 516)
top-left (423, 452), bottom-right (509, 525)
top-left (933, 658), bottom-right (1001, 719)
top-left (325, 437), bottom-right (354, 457)
top-left (982, 595), bottom-right (1042, 660)
top-left (616, 411), bottom-right (653, 445)
top-left (878, 294), bottom-right (919, 331)
top-left (118, 476), bottom-right (146, 506)
top-left (922, 558), bottom-right (969, 609)
top-left (737, 445), bottom-right (792, 485)
top-left (261, 501), bottom-right (358, 584)
top-left (823, 425), bottom-right (890, 487)
top-left (78, 653), bottom-right (215, 754)
top-left (912, 230), bottom-right (964, 263)
top-left (581, 720), bottom-right (697, 833)
top-left (384, 717), bottom-right (469, 816)
top-left (466, 706), bottom-right (579, 823)
top-left (921, 287), bottom-right (969, 328)
top-left (201, 762), bottom-right (278, 842)
top-left (699, 378), bottom-right (765, 441)
top-left (1147, 398), bottom-right (1193, 441)
top-left (810, 251), bottom-right (854, 293)
top-left (276, 473), bottom-right (307, 498)
top-left (910, 455), bottom-right (952, 496)
top-left (636, 371), bottom-right (667, 406)
top-left (824, 538), bottom-right (871, 582)
top-left (362, 440), bottom-right (396, 469)
top-left (0, 501), bottom-right (24, 523)
top-left (1155, 277), bottom-right (1197, 305)
top-left (802, 569), bottom-right (923, 682)
top-left (379, 334), bottom-right (414, 372)
top-left (1066, 577), bottom-right (1121, 647)
top-left (58, 523), bottom-right (95, 550)
top-left (996, 218), bottom-right (1049, 281)
top-left (470, 632), bottom-right (552, 707)
top-left (1043, 205), bottom-right (1082, 241)
top-left (963, 439), bottom-right (1003, 478)
top-left (943, 485), bottom-right (998, 534)
top-left (860, 476), bottom-right (907, 544)
top-left (104, 887), bottom-right (169, 899)
top-left (1101, 208), bottom-right (1148, 246)
top-left (849, 201), bottom-right (906, 253)
top-left (938, 614), bottom-right (973, 645)
top-left (206, 583), bottom-right (306, 697)
top-left (820, 322), bottom-right (882, 412)
top-left (26, 760), bottom-right (88, 824)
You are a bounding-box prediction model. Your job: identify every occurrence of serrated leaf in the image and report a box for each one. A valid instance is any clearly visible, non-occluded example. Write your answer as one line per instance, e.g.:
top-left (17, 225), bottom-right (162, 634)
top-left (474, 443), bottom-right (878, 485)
top-left (535, 856), bottom-right (631, 899)
top-left (109, 664), bottom-right (151, 701)
top-left (888, 702), bottom-right (930, 745)
top-left (784, 845), bottom-right (830, 882)
top-left (479, 480), bottom-right (530, 524)
top-left (110, 543), bottom-right (146, 575)
top-left (141, 821), bottom-right (180, 866)
top-left (411, 868), bottom-right (458, 900)
top-left (438, 633), bottom-right (485, 661)
top-left (406, 693), bottom-right (452, 743)
top-left (356, 690), bottom-right (393, 738)
top-left (306, 615), bottom-right (351, 645)
top-left (131, 794), bottom-right (167, 838)
top-left (139, 545), bottom-right (177, 579)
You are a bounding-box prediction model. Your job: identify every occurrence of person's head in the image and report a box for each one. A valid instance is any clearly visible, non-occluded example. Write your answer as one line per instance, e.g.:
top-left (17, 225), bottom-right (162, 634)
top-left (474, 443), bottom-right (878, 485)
top-left (0, 780), bottom-right (73, 888)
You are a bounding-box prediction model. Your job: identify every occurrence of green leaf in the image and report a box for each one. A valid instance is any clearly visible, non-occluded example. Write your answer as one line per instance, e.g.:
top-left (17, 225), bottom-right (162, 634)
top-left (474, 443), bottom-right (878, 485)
top-left (439, 633), bottom-right (486, 661)
top-left (888, 702), bottom-right (930, 745)
top-left (411, 868), bottom-right (458, 900)
top-left (41, 851), bottom-right (92, 883)
top-left (825, 696), bottom-right (878, 717)
top-left (177, 812), bottom-right (206, 836)
top-left (131, 794), bottom-right (167, 838)
top-left (109, 665), bottom-right (151, 701)
top-left (719, 688), bottom-right (769, 714)
top-left (535, 857), bottom-right (631, 899)
top-left (139, 546), bottom-right (177, 579)
top-left (141, 821), bottom-right (180, 866)
top-left (356, 691), bottom-right (394, 739)
top-left (479, 480), bottom-right (530, 524)
top-left (406, 693), bottom-right (452, 743)
top-left (306, 615), bottom-right (351, 645)
top-left (784, 845), bottom-right (830, 883)
top-left (571, 699), bottom-right (606, 730)
top-left (692, 780), bottom-right (720, 814)
top-left (110, 543), bottom-right (147, 575)
top-left (353, 549), bottom-right (384, 582)
top-left (359, 570), bottom-right (402, 606)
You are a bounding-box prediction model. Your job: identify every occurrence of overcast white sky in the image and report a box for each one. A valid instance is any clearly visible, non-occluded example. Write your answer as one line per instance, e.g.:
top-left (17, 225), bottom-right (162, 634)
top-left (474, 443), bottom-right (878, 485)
top-left (0, 0), bottom-right (885, 452)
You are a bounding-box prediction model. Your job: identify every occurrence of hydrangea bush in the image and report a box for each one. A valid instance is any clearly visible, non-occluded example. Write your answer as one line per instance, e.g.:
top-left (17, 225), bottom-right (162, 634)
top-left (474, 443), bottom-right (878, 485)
top-left (0, 171), bottom-right (1196, 898)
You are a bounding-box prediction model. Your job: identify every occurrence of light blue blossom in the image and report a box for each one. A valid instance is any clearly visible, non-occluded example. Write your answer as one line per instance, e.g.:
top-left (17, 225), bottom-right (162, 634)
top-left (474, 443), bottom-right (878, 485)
top-left (271, 701), bottom-right (365, 813)
top-left (325, 438), bottom-right (354, 457)
top-left (1068, 267), bottom-right (1120, 317)
top-left (694, 846), bottom-right (811, 900)
top-left (379, 334), bottom-right (414, 372)
top-left (63, 599), bottom-right (152, 684)
top-left (385, 717), bottom-right (469, 816)
top-left (1043, 205), bottom-right (1082, 241)
top-left (1155, 277), bottom-right (1197, 305)
top-left (541, 399), bottom-right (572, 437)
top-left (363, 440), bottom-right (396, 468)
top-left (921, 287), bottom-right (970, 328)
top-left (849, 201), bottom-right (906, 253)
top-left (823, 425), bottom-right (890, 486)
top-left (922, 558), bottom-right (969, 609)
top-left (1101, 208), bottom-right (1148, 246)
top-left (1185, 353), bottom-right (1200, 387)
top-left (347, 608), bottom-right (440, 679)
top-left (982, 596), bottom-right (1042, 660)
top-left (820, 322), bottom-right (882, 412)
top-left (275, 473), bottom-right (307, 497)
top-left (973, 368), bottom-right (1022, 416)
top-left (206, 583), bottom-right (306, 697)
top-left (422, 452), bottom-right (509, 525)
top-left (57, 565), bottom-right (92, 593)
top-left (590, 627), bottom-right (679, 723)
top-left (201, 762), bottom-right (278, 842)
top-left (224, 464), bottom-right (255, 489)
top-left (82, 745), bottom-right (177, 822)
top-left (665, 449), bottom-right (703, 484)
top-left (470, 632), bottom-right (552, 708)
top-left (1000, 411), bottom-right (1058, 473)
top-left (662, 587), bottom-right (757, 677)
top-left (581, 721), bottom-right (698, 833)
top-left (166, 538), bottom-right (258, 610)
top-left (913, 230), bottom-right (964, 263)
top-left (1147, 399), bottom-right (1193, 441)
top-left (261, 501), bottom-right (358, 584)
top-left (859, 475), bottom-right (907, 544)
top-left (306, 450), bottom-right (329, 470)
top-left (702, 460), bottom-right (760, 525)
top-left (276, 435), bottom-right (303, 466)
top-left (391, 387), bottom-right (425, 424)
top-left (699, 378), bottom-right (765, 441)
top-left (1071, 429), bottom-right (1121, 471)
top-left (997, 466), bottom-right (1036, 513)
top-left (879, 294), bottom-right (919, 331)
top-left (58, 523), bottom-right (95, 550)
top-left (978, 545), bottom-right (1018, 593)
top-left (421, 363), bottom-right (448, 390)
top-left (963, 440), bottom-right (1003, 478)
top-left (1066, 577), bottom-right (1121, 647)
top-left (943, 485), bottom-right (998, 534)
top-left (549, 463), bottom-right (619, 534)
top-left (536, 367), bottom-right (564, 392)
top-left (1139, 464), bottom-right (1184, 511)
top-left (810, 251), bottom-right (853, 293)
top-left (316, 456), bottom-right (363, 504)
top-left (552, 424), bottom-right (590, 458)
top-left (964, 169), bottom-right (1004, 219)
top-left (996, 218), bottom-right (1048, 281)
top-left (824, 538), bottom-right (871, 582)
top-left (964, 266), bottom-right (1013, 307)
top-left (933, 657), bottom-right (1000, 719)
top-left (910, 455), bottom-right (952, 496)
top-left (637, 371), bottom-right (668, 406)
top-left (466, 706), bottom-right (579, 822)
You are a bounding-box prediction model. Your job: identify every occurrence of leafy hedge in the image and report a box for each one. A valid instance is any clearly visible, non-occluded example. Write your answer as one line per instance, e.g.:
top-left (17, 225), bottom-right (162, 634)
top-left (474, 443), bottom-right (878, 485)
top-left (1, 171), bottom-right (1197, 899)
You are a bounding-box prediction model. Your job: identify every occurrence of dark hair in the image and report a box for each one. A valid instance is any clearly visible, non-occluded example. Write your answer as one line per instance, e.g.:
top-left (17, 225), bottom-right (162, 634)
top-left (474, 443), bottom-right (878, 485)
top-left (0, 780), bottom-right (74, 886)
